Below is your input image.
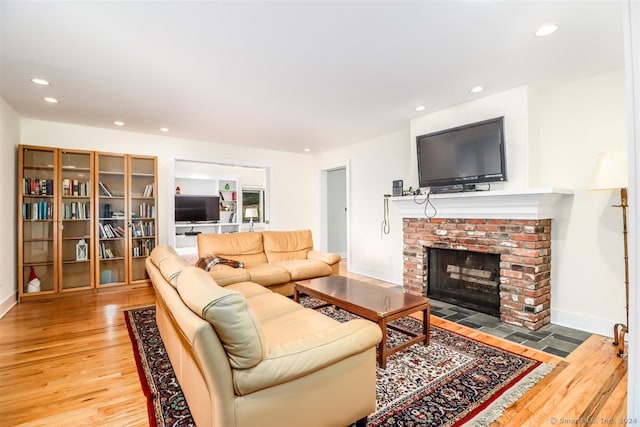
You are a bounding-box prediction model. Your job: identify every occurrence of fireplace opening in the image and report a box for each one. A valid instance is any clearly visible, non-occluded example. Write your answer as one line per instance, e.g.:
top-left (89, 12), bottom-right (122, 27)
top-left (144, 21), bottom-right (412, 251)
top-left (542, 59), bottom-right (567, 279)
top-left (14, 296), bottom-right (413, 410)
top-left (427, 248), bottom-right (501, 317)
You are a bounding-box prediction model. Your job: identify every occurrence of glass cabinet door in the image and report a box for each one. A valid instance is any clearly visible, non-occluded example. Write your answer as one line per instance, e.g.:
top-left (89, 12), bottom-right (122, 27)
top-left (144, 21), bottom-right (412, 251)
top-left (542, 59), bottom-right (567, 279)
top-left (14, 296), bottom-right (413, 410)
top-left (19, 146), bottom-right (57, 297)
top-left (129, 155), bottom-right (157, 283)
top-left (96, 153), bottom-right (126, 287)
top-left (59, 149), bottom-right (94, 291)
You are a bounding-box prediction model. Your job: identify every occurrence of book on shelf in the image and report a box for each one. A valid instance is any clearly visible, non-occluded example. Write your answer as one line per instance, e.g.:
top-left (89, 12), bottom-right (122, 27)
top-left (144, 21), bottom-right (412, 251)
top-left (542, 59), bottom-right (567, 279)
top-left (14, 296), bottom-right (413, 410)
top-left (98, 181), bottom-right (112, 197)
top-left (98, 222), bottom-right (106, 238)
top-left (23, 178), bottom-right (54, 196)
top-left (142, 183), bottom-right (154, 197)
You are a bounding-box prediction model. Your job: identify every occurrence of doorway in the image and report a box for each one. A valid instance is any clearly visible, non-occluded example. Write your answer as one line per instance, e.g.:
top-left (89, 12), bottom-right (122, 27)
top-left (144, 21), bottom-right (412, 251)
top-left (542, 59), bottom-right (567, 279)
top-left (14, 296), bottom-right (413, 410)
top-left (325, 167), bottom-right (347, 258)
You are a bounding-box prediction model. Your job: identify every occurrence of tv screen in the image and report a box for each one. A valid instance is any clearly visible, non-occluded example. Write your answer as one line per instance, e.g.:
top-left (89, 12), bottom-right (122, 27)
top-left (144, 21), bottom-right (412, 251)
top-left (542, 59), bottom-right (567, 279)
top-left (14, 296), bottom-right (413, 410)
top-left (416, 116), bottom-right (507, 189)
top-left (175, 195), bottom-right (220, 223)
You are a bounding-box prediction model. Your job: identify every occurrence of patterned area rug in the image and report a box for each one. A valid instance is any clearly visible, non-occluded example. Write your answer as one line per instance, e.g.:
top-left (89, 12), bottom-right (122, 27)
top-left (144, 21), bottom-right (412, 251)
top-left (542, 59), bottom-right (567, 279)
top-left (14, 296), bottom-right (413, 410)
top-left (125, 298), bottom-right (553, 426)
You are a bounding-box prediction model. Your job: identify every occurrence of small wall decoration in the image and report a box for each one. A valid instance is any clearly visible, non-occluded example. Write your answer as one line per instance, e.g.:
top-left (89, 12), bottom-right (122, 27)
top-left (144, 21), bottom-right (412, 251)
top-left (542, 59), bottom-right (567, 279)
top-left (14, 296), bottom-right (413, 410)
top-left (76, 239), bottom-right (88, 261)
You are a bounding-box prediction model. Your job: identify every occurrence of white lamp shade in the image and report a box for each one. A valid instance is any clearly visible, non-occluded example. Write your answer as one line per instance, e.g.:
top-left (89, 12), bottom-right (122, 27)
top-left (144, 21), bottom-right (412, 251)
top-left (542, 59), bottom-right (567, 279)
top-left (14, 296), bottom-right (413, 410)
top-left (588, 150), bottom-right (628, 191)
top-left (245, 208), bottom-right (259, 219)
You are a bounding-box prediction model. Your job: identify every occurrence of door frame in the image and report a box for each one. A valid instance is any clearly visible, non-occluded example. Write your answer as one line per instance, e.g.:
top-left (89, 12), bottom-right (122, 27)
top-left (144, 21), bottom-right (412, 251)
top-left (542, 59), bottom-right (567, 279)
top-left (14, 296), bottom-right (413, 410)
top-left (319, 160), bottom-right (350, 269)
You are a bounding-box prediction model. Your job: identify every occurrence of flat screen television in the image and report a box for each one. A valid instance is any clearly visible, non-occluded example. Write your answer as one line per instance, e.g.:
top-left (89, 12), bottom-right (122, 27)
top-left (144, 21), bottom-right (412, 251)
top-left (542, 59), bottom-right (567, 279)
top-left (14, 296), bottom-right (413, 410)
top-left (174, 195), bottom-right (220, 223)
top-left (416, 116), bottom-right (507, 190)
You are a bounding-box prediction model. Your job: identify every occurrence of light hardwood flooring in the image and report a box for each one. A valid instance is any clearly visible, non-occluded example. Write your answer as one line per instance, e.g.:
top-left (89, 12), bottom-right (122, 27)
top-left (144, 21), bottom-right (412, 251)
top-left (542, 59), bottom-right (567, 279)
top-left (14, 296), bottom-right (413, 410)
top-left (0, 267), bottom-right (627, 426)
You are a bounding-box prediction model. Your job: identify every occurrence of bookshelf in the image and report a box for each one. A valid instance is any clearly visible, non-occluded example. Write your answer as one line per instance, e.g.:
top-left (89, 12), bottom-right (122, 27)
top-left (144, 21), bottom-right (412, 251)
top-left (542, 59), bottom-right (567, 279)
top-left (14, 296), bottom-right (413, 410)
top-left (128, 155), bottom-right (157, 283)
top-left (96, 153), bottom-right (157, 288)
top-left (17, 145), bottom-right (157, 302)
top-left (18, 146), bottom-right (58, 299)
top-left (59, 149), bottom-right (94, 292)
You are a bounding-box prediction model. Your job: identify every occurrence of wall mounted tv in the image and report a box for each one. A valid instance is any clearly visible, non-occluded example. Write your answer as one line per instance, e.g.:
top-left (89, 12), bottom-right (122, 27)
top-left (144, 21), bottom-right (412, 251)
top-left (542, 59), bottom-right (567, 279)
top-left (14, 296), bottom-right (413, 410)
top-left (174, 195), bottom-right (220, 223)
top-left (416, 116), bottom-right (507, 190)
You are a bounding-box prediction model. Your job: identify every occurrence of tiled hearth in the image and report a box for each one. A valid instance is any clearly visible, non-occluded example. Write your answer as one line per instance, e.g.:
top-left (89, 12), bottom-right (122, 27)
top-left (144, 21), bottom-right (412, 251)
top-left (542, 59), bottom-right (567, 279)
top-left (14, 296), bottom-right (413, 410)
top-left (403, 217), bottom-right (551, 330)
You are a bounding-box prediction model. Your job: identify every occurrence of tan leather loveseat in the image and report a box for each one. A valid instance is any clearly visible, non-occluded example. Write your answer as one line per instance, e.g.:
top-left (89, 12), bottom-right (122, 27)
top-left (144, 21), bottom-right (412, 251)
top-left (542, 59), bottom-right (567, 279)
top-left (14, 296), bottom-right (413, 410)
top-left (146, 244), bottom-right (382, 427)
top-left (197, 230), bottom-right (341, 296)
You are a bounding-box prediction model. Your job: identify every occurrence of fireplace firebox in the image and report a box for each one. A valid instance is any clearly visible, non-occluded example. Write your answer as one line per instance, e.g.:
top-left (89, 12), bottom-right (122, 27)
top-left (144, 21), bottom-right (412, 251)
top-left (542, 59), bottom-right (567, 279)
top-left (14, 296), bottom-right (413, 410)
top-left (427, 248), bottom-right (501, 317)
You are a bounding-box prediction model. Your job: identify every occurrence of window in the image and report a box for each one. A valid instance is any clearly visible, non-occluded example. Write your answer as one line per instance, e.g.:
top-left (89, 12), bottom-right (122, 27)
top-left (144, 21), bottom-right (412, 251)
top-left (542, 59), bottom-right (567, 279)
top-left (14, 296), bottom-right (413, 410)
top-left (242, 187), bottom-right (265, 223)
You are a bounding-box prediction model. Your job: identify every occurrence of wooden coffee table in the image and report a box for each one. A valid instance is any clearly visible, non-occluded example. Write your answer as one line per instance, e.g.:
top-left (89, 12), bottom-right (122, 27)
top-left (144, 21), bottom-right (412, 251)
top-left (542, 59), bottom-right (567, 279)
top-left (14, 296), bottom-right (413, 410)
top-left (294, 276), bottom-right (430, 369)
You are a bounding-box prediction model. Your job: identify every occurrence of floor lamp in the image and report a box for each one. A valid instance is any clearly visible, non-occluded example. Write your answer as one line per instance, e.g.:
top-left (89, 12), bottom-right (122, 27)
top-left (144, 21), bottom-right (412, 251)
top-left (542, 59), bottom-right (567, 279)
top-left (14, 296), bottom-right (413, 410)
top-left (588, 150), bottom-right (629, 357)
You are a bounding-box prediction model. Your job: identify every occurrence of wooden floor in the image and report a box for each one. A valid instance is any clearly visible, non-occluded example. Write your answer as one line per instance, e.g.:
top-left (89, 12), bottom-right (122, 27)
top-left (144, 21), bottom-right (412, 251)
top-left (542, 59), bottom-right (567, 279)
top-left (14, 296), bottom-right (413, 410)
top-left (0, 267), bottom-right (627, 426)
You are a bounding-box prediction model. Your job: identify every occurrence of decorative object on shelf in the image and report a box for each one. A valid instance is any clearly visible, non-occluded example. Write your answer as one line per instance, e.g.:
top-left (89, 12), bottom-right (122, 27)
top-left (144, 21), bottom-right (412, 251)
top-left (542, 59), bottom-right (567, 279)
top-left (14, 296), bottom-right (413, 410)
top-left (175, 186), bottom-right (181, 195)
top-left (76, 238), bottom-right (88, 261)
top-left (588, 149), bottom-right (629, 357)
top-left (245, 207), bottom-right (259, 232)
top-left (26, 266), bottom-right (41, 293)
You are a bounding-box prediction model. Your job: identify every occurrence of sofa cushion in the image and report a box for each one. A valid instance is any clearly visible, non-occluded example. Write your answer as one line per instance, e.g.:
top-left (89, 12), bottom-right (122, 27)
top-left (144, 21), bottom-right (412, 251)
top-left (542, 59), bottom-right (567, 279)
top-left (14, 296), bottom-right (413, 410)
top-left (176, 266), bottom-right (265, 369)
top-left (198, 232), bottom-right (268, 266)
top-left (159, 255), bottom-right (191, 288)
top-left (262, 230), bottom-right (313, 262)
top-left (243, 292), bottom-right (303, 323)
top-left (245, 263), bottom-right (291, 286)
top-left (206, 266), bottom-right (252, 286)
top-left (150, 244), bottom-right (179, 267)
top-left (226, 281), bottom-right (272, 298)
top-left (272, 259), bottom-right (333, 281)
top-left (233, 312), bottom-right (382, 395)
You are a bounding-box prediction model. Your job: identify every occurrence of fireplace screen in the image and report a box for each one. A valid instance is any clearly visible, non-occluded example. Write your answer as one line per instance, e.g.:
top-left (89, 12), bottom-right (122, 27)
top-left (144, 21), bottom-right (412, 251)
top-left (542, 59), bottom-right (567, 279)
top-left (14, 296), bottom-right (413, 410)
top-left (427, 248), bottom-right (500, 317)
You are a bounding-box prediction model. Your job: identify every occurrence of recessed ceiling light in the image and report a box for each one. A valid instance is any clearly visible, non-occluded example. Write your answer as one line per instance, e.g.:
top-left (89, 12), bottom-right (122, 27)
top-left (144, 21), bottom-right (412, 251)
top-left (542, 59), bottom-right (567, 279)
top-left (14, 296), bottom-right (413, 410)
top-left (304, 148), bottom-right (311, 152)
top-left (113, 121), bottom-right (125, 126)
top-left (415, 105), bottom-right (426, 112)
top-left (535, 23), bottom-right (559, 37)
top-left (470, 86), bottom-right (484, 94)
top-left (43, 97), bottom-right (58, 103)
top-left (160, 127), bottom-right (170, 132)
top-left (31, 78), bottom-right (50, 86)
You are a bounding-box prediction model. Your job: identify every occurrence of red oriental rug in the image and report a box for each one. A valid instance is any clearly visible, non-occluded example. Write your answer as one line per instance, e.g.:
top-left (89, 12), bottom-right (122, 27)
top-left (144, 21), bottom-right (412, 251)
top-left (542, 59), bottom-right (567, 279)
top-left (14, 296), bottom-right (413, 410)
top-left (125, 301), bottom-right (553, 426)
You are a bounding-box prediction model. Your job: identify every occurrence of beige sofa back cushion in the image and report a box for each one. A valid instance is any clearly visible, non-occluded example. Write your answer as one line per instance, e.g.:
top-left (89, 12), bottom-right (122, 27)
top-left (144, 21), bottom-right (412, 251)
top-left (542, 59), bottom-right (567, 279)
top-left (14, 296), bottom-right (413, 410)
top-left (160, 254), bottom-right (191, 288)
top-left (149, 245), bottom-right (191, 288)
top-left (150, 244), bottom-right (178, 266)
top-left (262, 230), bottom-right (313, 262)
top-left (197, 232), bottom-right (268, 266)
top-left (176, 266), bottom-right (265, 369)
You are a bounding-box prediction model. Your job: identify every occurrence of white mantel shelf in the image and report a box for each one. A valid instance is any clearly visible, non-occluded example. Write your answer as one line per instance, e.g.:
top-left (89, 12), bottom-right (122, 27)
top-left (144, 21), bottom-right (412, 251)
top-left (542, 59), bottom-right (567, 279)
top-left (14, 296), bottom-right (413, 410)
top-left (390, 188), bottom-right (574, 220)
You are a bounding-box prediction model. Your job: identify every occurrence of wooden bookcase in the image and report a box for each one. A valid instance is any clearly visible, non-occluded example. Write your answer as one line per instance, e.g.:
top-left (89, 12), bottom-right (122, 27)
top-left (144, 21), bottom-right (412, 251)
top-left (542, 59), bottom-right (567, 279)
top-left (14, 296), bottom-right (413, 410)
top-left (17, 145), bottom-right (157, 302)
top-left (95, 152), bottom-right (157, 289)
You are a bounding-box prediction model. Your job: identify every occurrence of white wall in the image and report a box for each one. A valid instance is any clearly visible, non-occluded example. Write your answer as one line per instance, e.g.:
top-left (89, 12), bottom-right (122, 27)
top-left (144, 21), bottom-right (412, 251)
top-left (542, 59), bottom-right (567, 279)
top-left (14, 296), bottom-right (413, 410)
top-left (316, 128), bottom-right (410, 283)
top-left (317, 71), bottom-right (627, 337)
top-left (537, 69), bottom-right (627, 335)
top-left (0, 99), bottom-right (19, 315)
top-left (15, 118), bottom-right (315, 248)
top-left (624, 0), bottom-right (639, 417)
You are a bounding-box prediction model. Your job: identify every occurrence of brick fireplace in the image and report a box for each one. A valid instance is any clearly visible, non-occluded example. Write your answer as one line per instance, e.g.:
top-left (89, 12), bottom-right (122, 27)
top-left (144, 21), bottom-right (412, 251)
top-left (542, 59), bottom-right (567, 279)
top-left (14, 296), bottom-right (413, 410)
top-left (403, 217), bottom-right (551, 330)
top-left (392, 189), bottom-right (571, 331)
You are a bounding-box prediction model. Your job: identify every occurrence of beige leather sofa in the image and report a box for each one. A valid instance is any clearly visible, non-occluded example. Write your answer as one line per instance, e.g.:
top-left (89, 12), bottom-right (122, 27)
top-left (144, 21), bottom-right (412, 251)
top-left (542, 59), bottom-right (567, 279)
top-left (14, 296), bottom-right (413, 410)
top-left (197, 230), bottom-right (341, 296)
top-left (146, 244), bottom-right (382, 427)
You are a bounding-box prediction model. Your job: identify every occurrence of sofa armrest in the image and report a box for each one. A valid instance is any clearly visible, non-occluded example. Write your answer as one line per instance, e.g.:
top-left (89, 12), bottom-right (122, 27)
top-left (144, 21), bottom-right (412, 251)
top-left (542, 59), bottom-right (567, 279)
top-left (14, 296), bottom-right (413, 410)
top-left (307, 250), bottom-right (341, 266)
top-left (232, 318), bottom-right (382, 395)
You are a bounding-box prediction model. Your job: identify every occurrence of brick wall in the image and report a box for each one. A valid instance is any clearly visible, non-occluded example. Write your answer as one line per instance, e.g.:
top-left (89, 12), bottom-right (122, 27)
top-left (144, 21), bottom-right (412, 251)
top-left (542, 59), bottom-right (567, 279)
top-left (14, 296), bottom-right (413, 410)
top-left (403, 217), bottom-right (552, 330)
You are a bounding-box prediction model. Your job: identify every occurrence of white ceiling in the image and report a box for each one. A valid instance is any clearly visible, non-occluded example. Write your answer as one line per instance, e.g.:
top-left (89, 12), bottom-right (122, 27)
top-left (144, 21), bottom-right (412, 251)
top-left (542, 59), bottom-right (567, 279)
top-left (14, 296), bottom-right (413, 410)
top-left (0, 1), bottom-right (625, 153)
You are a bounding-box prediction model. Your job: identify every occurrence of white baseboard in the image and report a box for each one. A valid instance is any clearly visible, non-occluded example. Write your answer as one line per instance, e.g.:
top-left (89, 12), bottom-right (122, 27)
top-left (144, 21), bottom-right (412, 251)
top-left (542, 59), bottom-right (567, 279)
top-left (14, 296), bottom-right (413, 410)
top-left (0, 292), bottom-right (17, 319)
